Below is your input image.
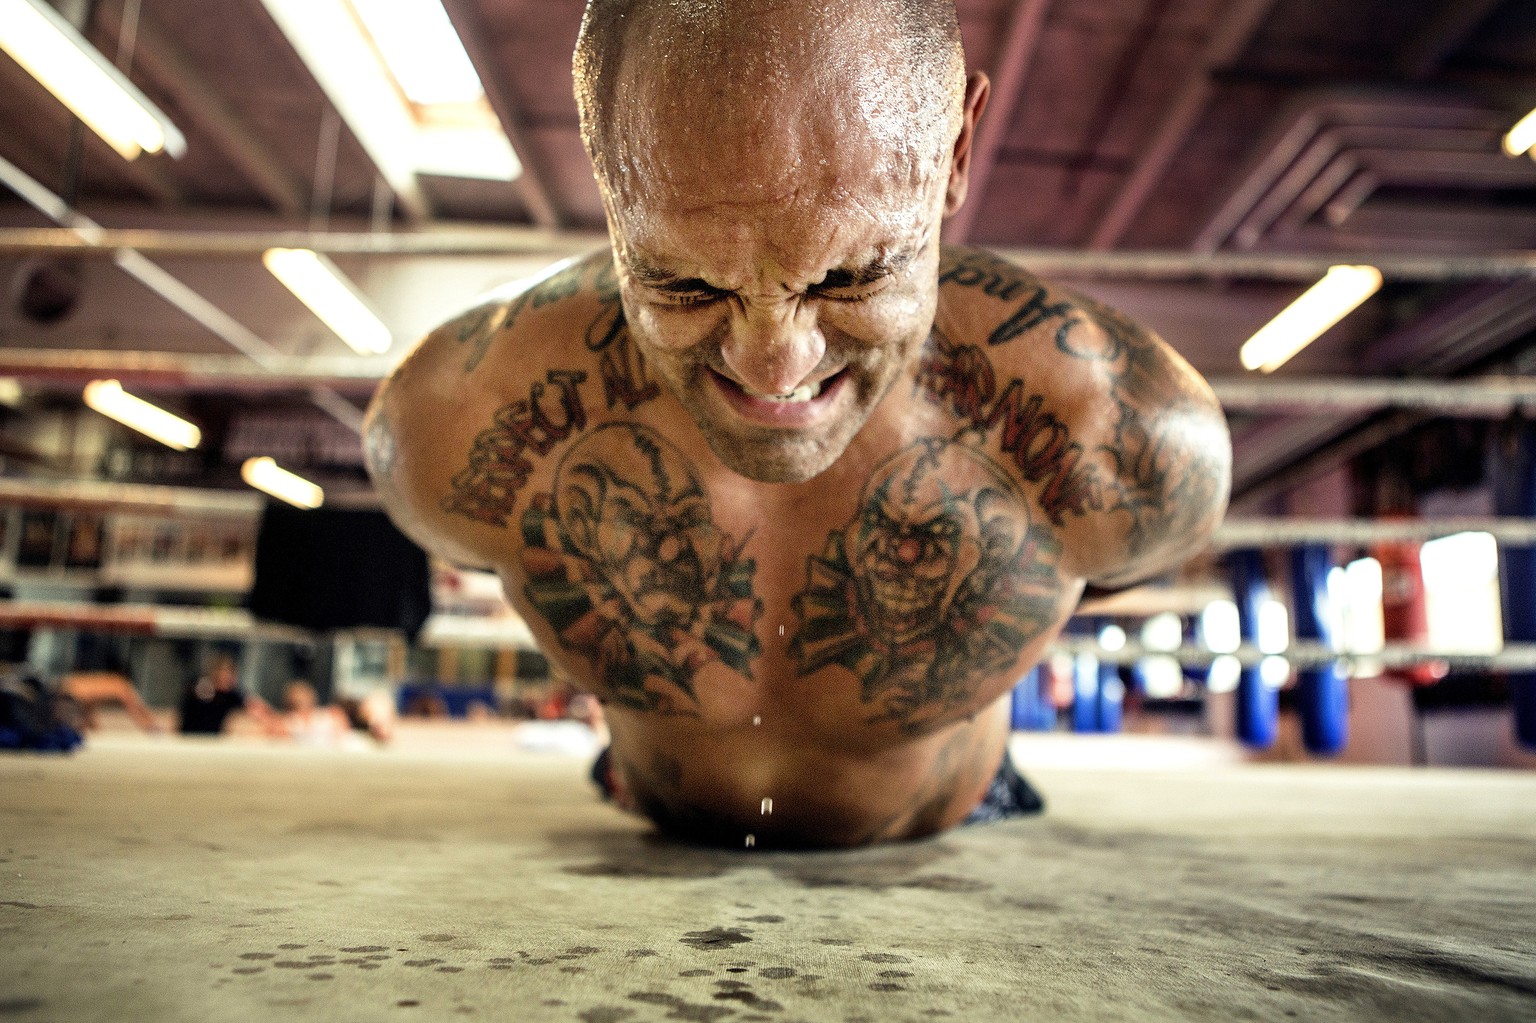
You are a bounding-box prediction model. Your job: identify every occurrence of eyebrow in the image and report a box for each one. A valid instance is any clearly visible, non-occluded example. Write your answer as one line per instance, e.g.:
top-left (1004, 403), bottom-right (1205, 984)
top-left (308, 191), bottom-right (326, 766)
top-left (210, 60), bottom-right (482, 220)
top-left (627, 249), bottom-right (915, 296)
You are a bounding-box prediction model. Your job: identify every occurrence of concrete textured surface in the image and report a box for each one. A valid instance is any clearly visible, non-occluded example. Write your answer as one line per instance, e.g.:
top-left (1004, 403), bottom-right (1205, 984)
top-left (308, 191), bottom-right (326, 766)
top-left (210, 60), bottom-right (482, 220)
top-left (2, 730), bottom-right (1534, 1022)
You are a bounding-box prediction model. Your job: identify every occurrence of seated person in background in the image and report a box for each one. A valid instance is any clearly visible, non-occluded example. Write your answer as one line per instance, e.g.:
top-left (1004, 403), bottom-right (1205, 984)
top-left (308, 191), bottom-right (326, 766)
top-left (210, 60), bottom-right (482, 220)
top-left (178, 654), bottom-right (281, 736)
top-left (279, 681), bottom-right (351, 746)
top-left (57, 671), bottom-right (163, 734)
top-left (365, 0), bottom-right (1230, 848)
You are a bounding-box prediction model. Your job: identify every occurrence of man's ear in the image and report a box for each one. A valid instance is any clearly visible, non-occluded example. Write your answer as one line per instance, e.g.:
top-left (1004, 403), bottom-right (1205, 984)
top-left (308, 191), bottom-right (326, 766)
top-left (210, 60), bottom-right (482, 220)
top-left (945, 72), bottom-right (991, 217)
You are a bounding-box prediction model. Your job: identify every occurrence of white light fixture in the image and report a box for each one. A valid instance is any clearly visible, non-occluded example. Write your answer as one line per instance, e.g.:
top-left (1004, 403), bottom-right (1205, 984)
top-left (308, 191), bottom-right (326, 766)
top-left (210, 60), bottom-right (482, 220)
top-left (1239, 265), bottom-right (1383, 374)
top-left (83, 379), bottom-right (200, 451)
top-left (263, 248), bottom-right (392, 355)
top-left (242, 457), bottom-right (324, 510)
top-left (259, 0), bottom-right (520, 186)
top-left (0, 0), bottom-right (185, 161)
top-left (1503, 107), bottom-right (1536, 159)
top-left (349, 0), bottom-right (482, 106)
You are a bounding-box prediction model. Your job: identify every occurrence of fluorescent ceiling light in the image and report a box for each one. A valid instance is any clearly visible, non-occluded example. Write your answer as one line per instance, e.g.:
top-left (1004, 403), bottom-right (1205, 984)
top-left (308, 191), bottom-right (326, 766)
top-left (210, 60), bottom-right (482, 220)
top-left (259, 0), bottom-right (519, 187)
top-left (1239, 265), bottom-right (1382, 374)
top-left (242, 457), bottom-right (324, 510)
top-left (83, 379), bottom-right (200, 451)
top-left (0, 0), bottom-right (185, 161)
top-left (349, 0), bottom-right (482, 106)
top-left (1504, 107), bottom-right (1536, 159)
top-left (263, 248), bottom-right (392, 355)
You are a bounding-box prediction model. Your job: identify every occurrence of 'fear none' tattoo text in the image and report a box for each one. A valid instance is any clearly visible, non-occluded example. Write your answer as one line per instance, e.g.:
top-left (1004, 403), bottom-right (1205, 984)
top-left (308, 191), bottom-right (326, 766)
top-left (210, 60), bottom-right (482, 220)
top-left (522, 423), bottom-right (762, 715)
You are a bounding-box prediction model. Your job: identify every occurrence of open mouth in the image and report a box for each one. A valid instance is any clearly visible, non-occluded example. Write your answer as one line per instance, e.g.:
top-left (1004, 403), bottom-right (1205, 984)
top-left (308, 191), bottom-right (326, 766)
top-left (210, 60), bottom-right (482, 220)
top-left (709, 368), bottom-right (848, 426)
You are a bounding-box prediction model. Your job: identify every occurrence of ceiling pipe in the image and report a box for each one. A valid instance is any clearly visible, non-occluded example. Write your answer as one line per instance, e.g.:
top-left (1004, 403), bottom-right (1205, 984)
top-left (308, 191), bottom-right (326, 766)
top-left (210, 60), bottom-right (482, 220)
top-left (0, 152), bottom-right (366, 434)
top-left (1, 226), bottom-right (1533, 282)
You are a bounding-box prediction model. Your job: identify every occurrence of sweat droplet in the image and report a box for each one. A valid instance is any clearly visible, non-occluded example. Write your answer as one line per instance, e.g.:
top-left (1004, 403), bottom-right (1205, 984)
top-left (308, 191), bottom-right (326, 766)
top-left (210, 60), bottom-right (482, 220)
top-left (753, 716), bottom-right (761, 727)
top-left (778, 625), bottom-right (785, 637)
top-left (745, 835), bottom-right (756, 848)
top-left (761, 798), bottom-right (773, 816)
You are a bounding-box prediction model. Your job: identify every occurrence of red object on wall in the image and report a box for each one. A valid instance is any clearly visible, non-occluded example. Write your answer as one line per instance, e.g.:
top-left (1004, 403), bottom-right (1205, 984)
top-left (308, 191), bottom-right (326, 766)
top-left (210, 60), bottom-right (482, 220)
top-left (1375, 532), bottom-right (1448, 686)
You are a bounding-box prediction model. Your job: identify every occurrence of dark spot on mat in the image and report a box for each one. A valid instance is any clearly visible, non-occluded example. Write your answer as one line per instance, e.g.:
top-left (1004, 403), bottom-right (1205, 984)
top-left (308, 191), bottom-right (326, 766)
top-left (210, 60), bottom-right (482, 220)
top-left (860, 954), bottom-right (912, 965)
top-left (273, 961), bottom-right (313, 970)
top-left (761, 968), bottom-right (796, 979)
top-left (579, 1009), bottom-right (636, 1023)
top-left (567, 946), bottom-right (601, 955)
top-left (404, 959), bottom-right (445, 968)
top-left (0, 902), bottom-right (40, 911)
top-left (230, 924), bottom-right (257, 929)
top-left (251, 908), bottom-right (289, 916)
top-left (0, 1000), bottom-right (45, 1014)
top-left (876, 971), bottom-right (913, 979)
top-left (488, 965), bottom-right (512, 971)
top-left (342, 946), bottom-right (389, 953)
top-left (231, 967), bottom-right (264, 975)
top-left (1003, 899), bottom-right (1061, 913)
top-left (627, 949), bottom-right (659, 959)
top-left (740, 915), bottom-right (783, 923)
top-left (679, 970), bottom-right (713, 977)
top-left (239, 953), bottom-right (276, 961)
top-left (437, 967), bottom-right (464, 974)
top-left (526, 958), bottom-right (554, 966)
top-left (365, 954), bottom-right (392, 961)
top-left (560, 967), bottom-right (588, 975)
top-left (542, 1000), bottom-right (566, 1007)
top-left (627, 992), bottom-right (735, 1023)
top-left (922, 1010), bottom-right (954, 1017)
top-left (397, 1000), bottom-right (419, 1008)
top-left (487, 958), bottom-right (516, 965)
top-left (680, 927), bottom-right (751, 951)
top-left (713, 989), bottom-right (783, 1011)
top-left (278, 943), bottom-right (307, 950)
top-left (421, 934), bottom-right (457, 943)
top-left (163, 914), bottom-right (195, 921)
top-left (817, 939), bottom-right (853, 947)
top-left (868, 983), bottom-right (906, 992)
top-left (726, 967), bottom-right (748, 974)
top-left (360, 964), bottom-right (382, 971)
top-left (307, 974), bottom-right (334, 982)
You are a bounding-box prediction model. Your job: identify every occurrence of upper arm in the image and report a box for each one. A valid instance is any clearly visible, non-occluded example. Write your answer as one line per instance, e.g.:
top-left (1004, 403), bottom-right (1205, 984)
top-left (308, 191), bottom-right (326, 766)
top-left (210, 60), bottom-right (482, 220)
top-left (1059, 289), bottom-right (1231, 587)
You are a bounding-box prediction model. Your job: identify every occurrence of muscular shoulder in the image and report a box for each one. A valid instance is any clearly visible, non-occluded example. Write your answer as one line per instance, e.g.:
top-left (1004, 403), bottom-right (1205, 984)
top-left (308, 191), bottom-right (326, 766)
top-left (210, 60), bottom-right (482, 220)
top-left (364, 251), bottom-right (633, 567)
top-left (926, 246), bottom-right (1230, 586)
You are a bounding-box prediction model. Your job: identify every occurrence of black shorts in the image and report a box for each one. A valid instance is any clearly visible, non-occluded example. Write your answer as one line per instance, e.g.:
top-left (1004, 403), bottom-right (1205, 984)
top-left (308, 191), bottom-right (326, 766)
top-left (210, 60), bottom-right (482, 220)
top-left (964, 748), bottom-right (1046, 824)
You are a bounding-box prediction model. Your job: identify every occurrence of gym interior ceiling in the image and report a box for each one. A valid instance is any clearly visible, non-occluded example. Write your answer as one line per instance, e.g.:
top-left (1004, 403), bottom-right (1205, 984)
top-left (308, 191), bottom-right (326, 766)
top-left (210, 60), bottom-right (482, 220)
top-left (0, 0), bottom-right (1534, 514)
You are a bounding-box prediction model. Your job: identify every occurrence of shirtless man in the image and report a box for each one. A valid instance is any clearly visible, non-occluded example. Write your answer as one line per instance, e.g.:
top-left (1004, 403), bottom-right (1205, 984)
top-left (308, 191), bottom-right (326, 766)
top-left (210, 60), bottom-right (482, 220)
top-left (364, 0), bottom-right (1231, 848)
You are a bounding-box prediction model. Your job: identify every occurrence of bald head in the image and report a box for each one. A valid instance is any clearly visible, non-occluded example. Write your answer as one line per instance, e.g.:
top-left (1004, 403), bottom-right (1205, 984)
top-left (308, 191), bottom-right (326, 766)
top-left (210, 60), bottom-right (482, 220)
top-left (574, 0), bottom-right (967, 204)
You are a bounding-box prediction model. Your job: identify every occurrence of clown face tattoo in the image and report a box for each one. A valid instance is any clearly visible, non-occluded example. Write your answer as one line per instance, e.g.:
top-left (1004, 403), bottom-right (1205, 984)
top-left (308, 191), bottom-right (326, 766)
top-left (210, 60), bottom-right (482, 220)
top-left (521, 423), bottom-right (762, 714)
top-left (792, 439), bottom-right (1065, 734)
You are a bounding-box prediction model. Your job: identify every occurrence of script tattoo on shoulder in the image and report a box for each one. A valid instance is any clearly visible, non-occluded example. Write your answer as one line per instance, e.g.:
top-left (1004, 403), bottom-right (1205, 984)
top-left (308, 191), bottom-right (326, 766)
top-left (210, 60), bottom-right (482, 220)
top-left (916, 327), bottom-right (1104, 523)
top-left (791, 439), bottom-right (1064, 735)
top-left (1058, 291), bottom-right (1227, 560)
top-left (522, 423), bottom-right (762, 715)
top-left (441, 262), bottom-right (663, 527)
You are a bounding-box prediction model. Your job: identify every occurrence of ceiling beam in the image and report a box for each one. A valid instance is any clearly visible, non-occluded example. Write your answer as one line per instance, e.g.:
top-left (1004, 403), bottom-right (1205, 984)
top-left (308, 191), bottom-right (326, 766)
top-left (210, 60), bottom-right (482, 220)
top-left (95, 1), bottom-right (308, 217)
top-left (1088, 0), bottom-right (1280, 250)
top-left (439, 0), bottom-right (562, 230)
top-left (944, 0), bottom-right (1052, 245)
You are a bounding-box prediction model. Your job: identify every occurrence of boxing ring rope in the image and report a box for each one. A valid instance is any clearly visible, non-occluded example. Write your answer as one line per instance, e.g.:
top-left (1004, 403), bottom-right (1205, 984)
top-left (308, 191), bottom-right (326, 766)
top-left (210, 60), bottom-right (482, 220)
top-left (1048, 636), bottom-right (1536, 674)
top-left (1211, 516), bottom-right (1536, 549)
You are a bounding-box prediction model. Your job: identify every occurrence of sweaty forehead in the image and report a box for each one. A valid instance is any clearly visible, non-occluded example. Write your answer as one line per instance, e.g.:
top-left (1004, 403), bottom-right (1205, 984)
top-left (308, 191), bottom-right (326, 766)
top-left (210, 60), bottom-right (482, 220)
top-left (598, 3), bottom-right (951, 202)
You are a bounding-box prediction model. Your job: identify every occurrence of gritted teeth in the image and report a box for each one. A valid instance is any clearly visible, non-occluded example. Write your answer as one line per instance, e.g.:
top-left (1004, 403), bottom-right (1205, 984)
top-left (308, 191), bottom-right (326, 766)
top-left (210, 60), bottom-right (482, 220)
top-left (743, 379), bottom-right (823, 402)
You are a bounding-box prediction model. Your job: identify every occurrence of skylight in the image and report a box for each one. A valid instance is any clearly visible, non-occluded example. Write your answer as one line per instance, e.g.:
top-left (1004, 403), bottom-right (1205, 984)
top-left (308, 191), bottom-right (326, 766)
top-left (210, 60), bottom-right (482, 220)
top-left (349, 0), bottom-right (483, 107)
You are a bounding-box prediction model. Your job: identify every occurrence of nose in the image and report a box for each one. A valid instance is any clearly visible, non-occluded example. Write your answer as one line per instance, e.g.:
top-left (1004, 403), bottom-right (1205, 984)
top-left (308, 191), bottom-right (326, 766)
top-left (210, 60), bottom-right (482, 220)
top-left (720, 297), bottom-right (826, 397)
